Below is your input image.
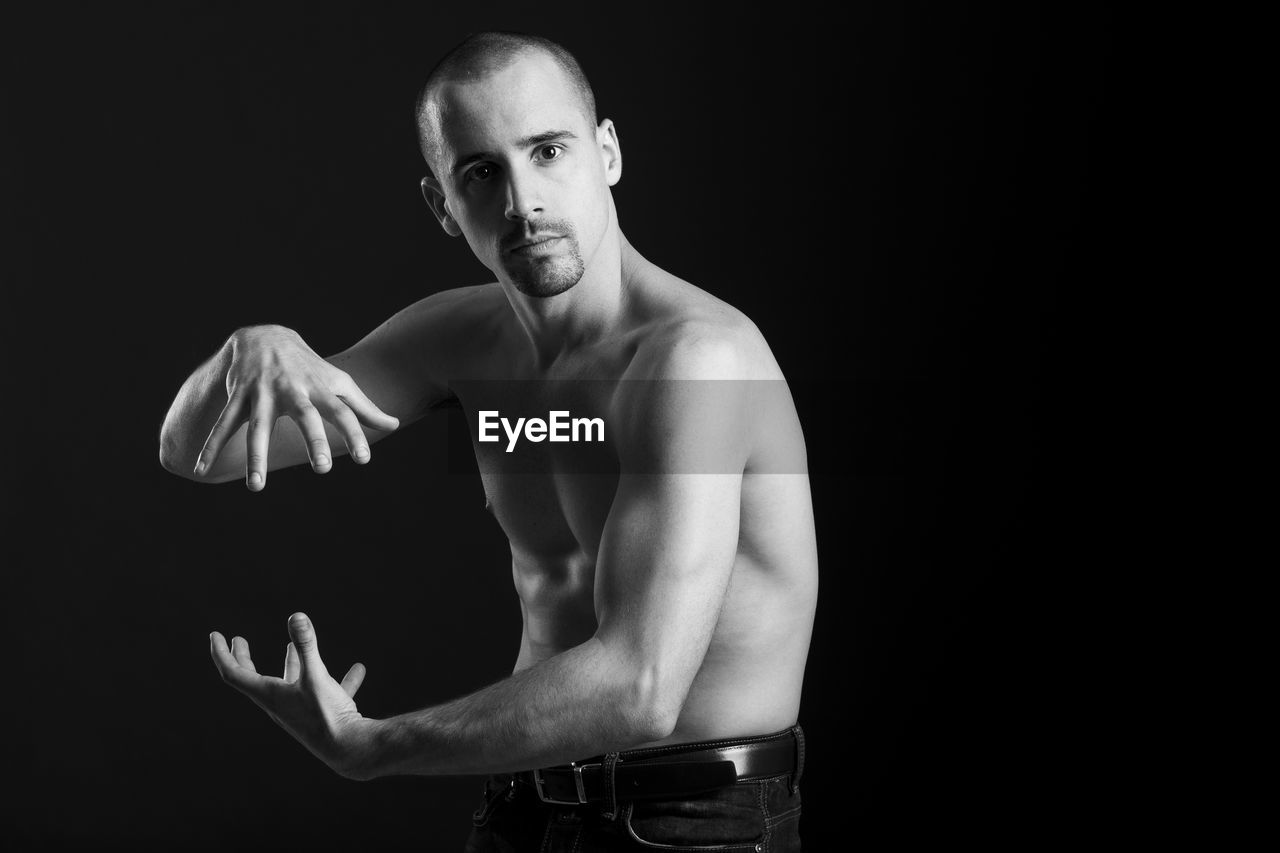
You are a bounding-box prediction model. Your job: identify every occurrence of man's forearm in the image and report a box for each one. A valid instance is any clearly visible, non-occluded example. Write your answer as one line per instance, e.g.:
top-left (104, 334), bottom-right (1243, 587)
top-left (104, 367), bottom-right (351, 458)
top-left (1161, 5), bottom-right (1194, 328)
top-left (357, 637), bottom-right (670, 778)
top-left (159, 334), bottom-right (235, 476)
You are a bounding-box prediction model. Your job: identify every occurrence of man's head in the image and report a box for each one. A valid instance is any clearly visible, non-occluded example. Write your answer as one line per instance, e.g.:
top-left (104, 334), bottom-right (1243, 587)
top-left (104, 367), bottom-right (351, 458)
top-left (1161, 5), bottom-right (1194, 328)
top-left (415, 32), bottom-right (622, 299)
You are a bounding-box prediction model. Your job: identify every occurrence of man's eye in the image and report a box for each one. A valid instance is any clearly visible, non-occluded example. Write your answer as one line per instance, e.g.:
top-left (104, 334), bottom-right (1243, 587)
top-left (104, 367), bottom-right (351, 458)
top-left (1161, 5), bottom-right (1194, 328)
top-left (538, 144), bottom-right (563, 161)
top-left (468, 164), bottom-right (494, 183)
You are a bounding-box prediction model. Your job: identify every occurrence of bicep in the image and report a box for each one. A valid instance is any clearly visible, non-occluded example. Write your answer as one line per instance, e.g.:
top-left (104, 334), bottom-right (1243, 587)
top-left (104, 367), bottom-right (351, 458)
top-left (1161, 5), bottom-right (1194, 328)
top-left (593, 473), bottom-right (743, 662)
top-left (591, 363), bottom-right (754, 696)
top-left (326, 294), bottom-right (457, 427)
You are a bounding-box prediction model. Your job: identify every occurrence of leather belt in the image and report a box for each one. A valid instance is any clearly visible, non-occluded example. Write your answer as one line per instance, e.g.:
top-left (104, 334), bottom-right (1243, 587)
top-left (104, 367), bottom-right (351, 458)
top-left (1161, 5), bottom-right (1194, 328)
top-left (518, 727), bottom-right (800, 806)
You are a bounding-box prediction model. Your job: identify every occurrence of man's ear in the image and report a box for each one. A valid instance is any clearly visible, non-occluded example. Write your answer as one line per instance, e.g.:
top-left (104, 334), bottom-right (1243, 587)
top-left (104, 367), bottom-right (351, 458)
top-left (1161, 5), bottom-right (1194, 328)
top-left (420, 176), bottom-right (463, 237)
top-left (597, 119), bottom-right (622, 187)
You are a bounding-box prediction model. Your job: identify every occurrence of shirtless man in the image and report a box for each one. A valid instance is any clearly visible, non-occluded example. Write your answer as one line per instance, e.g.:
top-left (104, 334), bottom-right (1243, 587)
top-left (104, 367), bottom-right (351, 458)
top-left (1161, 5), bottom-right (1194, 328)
top-left (159, 32), bottom-right (818, 850)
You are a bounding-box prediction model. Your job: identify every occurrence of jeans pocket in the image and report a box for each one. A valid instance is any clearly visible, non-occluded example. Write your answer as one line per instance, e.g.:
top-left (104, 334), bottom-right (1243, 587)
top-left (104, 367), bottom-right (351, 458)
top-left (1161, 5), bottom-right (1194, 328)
top-left (621, 783), bottom-right (768, 851)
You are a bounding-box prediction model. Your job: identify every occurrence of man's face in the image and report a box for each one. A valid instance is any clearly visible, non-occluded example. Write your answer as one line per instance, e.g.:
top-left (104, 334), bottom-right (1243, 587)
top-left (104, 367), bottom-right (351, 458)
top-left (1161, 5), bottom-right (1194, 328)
top-left (424, 52), bottom-right (618, 298)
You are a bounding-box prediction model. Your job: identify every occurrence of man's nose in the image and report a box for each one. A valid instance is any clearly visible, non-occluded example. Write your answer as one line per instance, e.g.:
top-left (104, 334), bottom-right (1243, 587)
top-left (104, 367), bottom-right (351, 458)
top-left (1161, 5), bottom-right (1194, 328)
top-left (503, 166), bottom-right (543, 221)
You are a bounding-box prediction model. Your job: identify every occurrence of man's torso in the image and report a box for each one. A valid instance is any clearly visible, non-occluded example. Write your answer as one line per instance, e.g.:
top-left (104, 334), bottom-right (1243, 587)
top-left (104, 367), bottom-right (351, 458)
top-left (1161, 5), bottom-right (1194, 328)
top-left (406, 263), bottom-right (818, 748)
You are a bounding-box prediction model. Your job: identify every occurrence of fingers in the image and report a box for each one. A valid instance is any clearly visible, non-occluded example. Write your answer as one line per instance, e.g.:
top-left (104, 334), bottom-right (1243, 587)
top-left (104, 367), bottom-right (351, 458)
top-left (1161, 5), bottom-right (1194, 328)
top-left (244, 397), bottom-right (277, 491)
top-left (283, 642), bottom-right (300, 683)
top-left (336, 381), bottom-right (400, 435)
top-left (314, 393), bottom-right (372, 464)
top-left (292, 403), bottom-right (333, 473)
top-left (286, 612), bottom-right (329, 679)
top-left (196, 390), bottom-right (247, 477)
top-left (231, 636), bottom-right (258, 674)
top-left (209, 631), bottom-right (269, 696)
top-left (340, 662), bottom-right (366, 698)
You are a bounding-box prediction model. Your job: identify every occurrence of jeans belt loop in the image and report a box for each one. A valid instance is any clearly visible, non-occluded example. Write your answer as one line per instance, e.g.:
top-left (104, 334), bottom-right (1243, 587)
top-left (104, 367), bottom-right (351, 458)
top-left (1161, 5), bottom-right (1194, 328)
top-left (790, 724), bottom-right (806, 793)
top-left (600, 752), bottom-right (622, 821)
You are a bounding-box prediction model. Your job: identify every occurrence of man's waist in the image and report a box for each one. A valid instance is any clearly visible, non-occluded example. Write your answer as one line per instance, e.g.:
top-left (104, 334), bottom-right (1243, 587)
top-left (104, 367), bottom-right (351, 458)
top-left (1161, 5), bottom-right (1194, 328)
top-left (516, 725), bottom-right (803, 806)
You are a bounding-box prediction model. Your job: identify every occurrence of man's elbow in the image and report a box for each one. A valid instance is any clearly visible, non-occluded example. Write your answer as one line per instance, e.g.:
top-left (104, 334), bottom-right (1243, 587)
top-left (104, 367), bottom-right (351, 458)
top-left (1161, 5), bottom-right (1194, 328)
top-left (158, 441), bottom-right (185, 478)
top-left (158, 434), bottom-right (192, 480)
top-left (158, 430), bottom-right (206, 482)
top-left (619, 667), bottom-right (684, 743)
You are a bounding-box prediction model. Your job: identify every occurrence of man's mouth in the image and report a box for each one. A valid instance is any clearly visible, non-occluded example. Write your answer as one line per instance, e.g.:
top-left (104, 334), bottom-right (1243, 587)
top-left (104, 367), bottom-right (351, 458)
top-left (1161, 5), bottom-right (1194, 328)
top-left (506, 235), bottom-right (563, 255)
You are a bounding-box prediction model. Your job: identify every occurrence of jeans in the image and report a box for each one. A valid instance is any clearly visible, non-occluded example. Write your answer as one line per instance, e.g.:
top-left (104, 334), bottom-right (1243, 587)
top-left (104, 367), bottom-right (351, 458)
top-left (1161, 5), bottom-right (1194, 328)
top-left (463, 728), bottom-right (804, 852)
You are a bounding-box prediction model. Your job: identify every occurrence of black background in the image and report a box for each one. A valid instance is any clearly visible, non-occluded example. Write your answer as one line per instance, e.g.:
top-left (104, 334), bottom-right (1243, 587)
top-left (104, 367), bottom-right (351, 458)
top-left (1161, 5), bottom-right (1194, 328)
top-left (3, 3), bottom-right (1115, 849)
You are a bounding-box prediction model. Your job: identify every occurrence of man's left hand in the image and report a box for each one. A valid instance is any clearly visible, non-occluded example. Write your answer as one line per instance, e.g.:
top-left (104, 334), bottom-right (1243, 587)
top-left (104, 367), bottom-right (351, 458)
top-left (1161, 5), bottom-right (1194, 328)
top-left (209, 612), bottom-right (375, 780)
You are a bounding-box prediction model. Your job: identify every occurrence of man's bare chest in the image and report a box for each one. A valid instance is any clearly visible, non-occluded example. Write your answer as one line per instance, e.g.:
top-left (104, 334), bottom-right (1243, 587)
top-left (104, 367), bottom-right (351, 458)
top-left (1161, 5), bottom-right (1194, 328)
top-left (453, 380), bottom-right (623, 561)
top-left (478, 468), bottom-right (618, 562)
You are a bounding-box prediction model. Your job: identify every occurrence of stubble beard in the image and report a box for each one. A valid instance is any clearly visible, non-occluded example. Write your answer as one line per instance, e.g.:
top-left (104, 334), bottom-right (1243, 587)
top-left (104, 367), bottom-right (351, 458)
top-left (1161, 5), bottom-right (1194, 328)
top-left (499, 223), bottom-right (586, 299)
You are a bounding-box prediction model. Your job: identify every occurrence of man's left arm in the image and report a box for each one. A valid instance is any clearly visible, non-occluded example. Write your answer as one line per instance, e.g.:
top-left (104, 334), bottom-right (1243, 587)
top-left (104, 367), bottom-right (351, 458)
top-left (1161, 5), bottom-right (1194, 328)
top-left (209, 331), bottom-right (755, 779)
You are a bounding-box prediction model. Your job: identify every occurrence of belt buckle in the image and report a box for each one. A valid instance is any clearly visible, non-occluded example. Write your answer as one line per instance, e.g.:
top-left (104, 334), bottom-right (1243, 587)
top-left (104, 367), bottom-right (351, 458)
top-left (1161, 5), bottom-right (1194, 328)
top-left (532, 761), bottom-right (588, 805)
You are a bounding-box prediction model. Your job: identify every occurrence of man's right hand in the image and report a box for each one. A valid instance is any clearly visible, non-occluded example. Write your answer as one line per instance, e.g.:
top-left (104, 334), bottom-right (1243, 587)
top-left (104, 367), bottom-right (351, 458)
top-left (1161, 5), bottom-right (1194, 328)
top-left (195, 325), bottom-right (400, 491)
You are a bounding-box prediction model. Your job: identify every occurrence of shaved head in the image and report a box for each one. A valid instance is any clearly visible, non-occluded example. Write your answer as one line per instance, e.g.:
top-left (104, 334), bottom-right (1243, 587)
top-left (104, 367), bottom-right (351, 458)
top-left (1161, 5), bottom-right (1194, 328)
top-left (414, 32), bottom-right (597, 178)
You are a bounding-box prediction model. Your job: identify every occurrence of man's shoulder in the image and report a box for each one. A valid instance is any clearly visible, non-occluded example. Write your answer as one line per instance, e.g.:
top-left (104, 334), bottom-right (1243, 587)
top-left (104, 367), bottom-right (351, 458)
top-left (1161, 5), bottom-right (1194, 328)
top-left (397, 281), bottom-right (506, 325)
top-left (350, 282), bottom-right (513, 389)
top-left (613, 297), bottom-right (780, 465)
top-left (629, 282), bottom-right (782, 383)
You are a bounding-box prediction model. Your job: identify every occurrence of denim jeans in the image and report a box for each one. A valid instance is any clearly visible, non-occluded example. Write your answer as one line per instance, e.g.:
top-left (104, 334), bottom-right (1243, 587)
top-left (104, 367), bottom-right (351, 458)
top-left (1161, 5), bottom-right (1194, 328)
top-left (463, 728), bottom-right (804, 852)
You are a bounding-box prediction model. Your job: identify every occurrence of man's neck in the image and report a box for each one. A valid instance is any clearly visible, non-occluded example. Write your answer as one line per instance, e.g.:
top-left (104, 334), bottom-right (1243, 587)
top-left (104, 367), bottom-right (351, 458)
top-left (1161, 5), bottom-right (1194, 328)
top-left (503, 230), bottom-right (641, 369)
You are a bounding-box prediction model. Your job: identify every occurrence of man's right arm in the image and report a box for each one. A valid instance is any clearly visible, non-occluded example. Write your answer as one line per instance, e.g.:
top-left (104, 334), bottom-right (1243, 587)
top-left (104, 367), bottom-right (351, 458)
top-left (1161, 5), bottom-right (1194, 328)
top-left (158, 294), bottom-right (457, 489)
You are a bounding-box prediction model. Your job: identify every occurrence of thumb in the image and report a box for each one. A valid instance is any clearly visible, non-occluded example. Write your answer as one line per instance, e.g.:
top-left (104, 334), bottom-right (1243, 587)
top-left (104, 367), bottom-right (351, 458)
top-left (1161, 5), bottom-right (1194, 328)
top-left (287, 612), bottom-right (328, 677)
